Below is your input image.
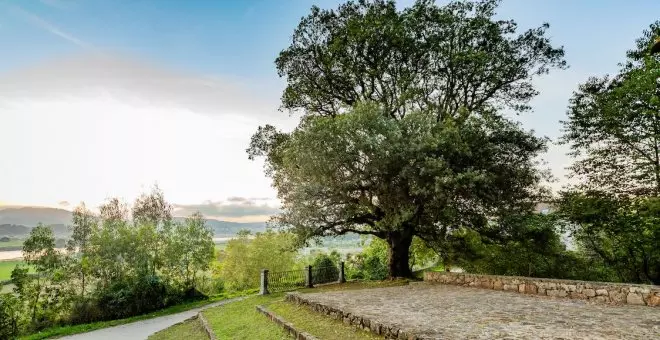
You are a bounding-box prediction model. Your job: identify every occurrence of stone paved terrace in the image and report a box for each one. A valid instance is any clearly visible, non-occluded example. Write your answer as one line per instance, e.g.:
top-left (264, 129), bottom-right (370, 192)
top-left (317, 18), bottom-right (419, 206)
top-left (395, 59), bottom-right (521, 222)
top-left (293, 283), bottom-right (660, 339)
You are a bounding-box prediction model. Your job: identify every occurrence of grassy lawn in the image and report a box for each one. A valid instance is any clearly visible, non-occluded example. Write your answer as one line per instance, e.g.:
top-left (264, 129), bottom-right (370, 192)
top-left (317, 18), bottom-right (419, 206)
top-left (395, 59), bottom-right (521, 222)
top-left (413, 264), bottom-right (445, 279)
top-left (0, 260), bottom-right (32, 281)
top-left (149, 317), bottom-right (208, 340)
top-left (202, 294), bottom-right (291, 340)
top-left (201, 280), bottom-right (408, 340)
top-left (0, 239), bottom-right (24, 250)
top-left (267, 300), bottom-right (382, 340)
top-left (21, 291), bottom-right (255, 340)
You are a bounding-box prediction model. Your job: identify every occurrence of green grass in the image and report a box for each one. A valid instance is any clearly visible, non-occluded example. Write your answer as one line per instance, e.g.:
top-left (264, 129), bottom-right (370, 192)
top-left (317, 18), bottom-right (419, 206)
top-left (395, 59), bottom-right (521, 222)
top-left (202, 294), bottom-right (291, 340)
top-left (0, 239), bottom-right (24, 250)
top-left (21, 291), bottom-right (255, 340)
top-left (0, 260), bottom-right (32, 281)
top-left (267, 300), bottom-right (382, 340)
top-left (413, 264), bottom-right (445, 279)
top-left (201, 280), bottom-right (408, 340)
top-left (148, 317), bottom-right (208, 340)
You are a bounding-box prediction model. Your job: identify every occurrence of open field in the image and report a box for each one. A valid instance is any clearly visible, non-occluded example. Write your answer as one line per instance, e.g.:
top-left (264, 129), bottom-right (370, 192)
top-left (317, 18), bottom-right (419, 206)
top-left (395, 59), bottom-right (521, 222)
top-left (0, 260), bottom-right (29, 281)
top-left (0, 238), bottom-right (24, 250)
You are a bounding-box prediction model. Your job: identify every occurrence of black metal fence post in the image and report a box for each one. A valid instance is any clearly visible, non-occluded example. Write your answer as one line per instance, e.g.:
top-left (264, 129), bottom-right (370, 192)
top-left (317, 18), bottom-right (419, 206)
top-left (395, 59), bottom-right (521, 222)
top-left (339, 261), bottom-right (346, 283)
top-left (306, 265), bottom-right (313, 288)
top-left (260, 269), bottom-right (269, 295)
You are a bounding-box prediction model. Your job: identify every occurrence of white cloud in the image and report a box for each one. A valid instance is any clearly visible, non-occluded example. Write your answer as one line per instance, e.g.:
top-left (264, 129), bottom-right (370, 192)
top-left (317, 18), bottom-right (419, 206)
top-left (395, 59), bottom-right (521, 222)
top-left (0, 53), bottom-right (297, 220)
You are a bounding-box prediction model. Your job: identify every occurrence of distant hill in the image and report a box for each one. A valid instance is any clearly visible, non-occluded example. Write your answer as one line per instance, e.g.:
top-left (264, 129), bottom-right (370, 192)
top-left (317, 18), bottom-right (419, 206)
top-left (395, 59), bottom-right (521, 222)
top-left (0, 206), bottom-right (266, 238)
top-left (173, 218), bottom-right (266, 236)
top-left (0, 207), bottom-right (72, 227)
top-left (0, 224), bottom-right (31, 237)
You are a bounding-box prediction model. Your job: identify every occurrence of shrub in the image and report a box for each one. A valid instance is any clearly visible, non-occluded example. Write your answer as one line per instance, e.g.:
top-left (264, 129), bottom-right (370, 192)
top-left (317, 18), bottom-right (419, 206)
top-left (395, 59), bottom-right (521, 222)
top-left (345, 238), bottom-right (388, 281)
top-left (219, 231), bottom-right (298, 291)
top-left (311, 253), bottom-right (339, 283)
top-left (0, 293), bottom-right (24, 339)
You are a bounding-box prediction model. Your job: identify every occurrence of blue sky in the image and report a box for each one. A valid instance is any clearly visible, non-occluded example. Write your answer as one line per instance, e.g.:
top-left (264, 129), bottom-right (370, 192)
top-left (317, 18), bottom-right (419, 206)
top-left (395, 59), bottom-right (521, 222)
top-left (3, 0), bottom-right (658, 86)
top-left (1, 0), bottom-right (659, 219)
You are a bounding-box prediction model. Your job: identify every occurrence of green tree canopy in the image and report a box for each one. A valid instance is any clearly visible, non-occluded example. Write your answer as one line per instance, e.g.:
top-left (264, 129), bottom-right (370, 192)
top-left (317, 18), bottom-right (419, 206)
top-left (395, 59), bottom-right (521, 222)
top-left (255, 0), bottom-right (565, 278)
top-left (559, 22), bottom-right (660, 285)
top-left (250, 104), bottom-right (548, 277)
top-left (562, 21), bottom-right (660, 196)
top-left (276, 0), bottom-right (566, 119)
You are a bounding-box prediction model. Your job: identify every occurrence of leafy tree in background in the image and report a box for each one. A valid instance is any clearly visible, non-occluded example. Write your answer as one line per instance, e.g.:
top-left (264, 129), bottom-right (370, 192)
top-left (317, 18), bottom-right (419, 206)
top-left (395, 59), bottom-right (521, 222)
top-left (562, 21), bottom-right (660, 196)
top-left (453, 213), bottom-right (615, 281)
top-left (67, 204), bottom-right (97, 297)
top-left (219, 231), bottom-right (298, 291)
top-left (559, 22), bottom-right (660, 285)
top-left (251, 0), bottom-right (565, 278)
top-left (163, 212), bottom-right (215, 292)
top-left (18, 225), bottom-right (65, 325)
top-left (559, 193), bottom-right (660, 284)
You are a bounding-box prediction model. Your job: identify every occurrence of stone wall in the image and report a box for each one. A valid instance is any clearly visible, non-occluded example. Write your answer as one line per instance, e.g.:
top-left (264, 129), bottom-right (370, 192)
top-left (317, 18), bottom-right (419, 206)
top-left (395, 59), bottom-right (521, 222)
top-left (424, 271), bottom-right (660, 307)
top-left (285, 292), bottom-right (425, 339)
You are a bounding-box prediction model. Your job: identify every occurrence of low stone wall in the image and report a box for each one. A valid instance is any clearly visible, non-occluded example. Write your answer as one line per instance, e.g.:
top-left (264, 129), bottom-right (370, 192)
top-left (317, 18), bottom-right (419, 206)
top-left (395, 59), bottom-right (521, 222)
top-left (256, 305), bottom-right (320, 340)
top-left (197, 312), bottom-right (216, 340)
top-left (286, 293), bottom-right (428, 339)
top-left (424, 271), bottom-right (660, 307)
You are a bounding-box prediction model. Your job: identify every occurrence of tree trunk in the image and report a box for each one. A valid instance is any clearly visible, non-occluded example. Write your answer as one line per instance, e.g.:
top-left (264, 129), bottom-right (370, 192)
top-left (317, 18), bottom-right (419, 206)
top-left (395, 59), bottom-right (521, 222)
top-left (387, 231), bottom-right (413, 278)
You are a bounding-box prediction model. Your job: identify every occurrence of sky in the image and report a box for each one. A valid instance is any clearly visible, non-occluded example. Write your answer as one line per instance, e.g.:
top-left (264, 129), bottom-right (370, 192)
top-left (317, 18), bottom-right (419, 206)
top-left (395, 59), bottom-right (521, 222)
top-left (1, 0), bottom-right (659, 222)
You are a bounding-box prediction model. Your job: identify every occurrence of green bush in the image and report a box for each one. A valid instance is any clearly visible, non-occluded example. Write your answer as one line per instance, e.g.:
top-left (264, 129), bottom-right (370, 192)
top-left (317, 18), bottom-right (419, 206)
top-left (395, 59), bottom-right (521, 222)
top-left (345, 238), bottom-right (388, 281)
top-left (311, 253), bottom-right (339, 283)
top-left (219, 230), bottom-right (298, 291)
top-left (0, 293), bottom-right (24, 339)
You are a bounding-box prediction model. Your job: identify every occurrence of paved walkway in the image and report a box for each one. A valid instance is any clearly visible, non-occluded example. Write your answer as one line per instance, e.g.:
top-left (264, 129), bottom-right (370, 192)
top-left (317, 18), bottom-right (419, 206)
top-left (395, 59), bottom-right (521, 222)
top-left (60, 297), bottom-right (244, 340)
top-left (299, 283), bottom-right (660, 339)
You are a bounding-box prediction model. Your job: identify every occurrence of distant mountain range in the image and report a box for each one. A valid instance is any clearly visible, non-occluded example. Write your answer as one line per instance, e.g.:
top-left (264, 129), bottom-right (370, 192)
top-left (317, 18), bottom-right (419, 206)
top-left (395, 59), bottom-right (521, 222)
top-left (0, 206), bottom-right (266, 238)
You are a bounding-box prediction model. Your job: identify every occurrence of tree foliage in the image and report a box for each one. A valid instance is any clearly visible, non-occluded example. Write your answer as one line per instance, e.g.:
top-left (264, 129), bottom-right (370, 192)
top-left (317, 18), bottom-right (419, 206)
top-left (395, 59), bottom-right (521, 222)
top-left (218, 231), bottom-right (298, 291)
top-left (562, 21), bottom-right (660, 196)
top-left (559, 22), bottom-right (660, 285)
top-left (254, 0), bottom-right (564, 278)
top-left (276, 0), bottom-right (566, 118)
top-left (559, 192), bottom-right (660, 285)
top-left (251, 104), bottom-right (548, 277)
top-left (3, 187), bottom-right (216, 335)
top-left (453, 213), bottom-right (616, 281)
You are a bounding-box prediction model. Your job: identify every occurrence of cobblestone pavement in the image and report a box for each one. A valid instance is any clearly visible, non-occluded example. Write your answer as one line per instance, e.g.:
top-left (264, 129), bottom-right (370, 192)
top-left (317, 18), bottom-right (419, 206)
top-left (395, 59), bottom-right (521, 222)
top-left (299, 283), bottom-right (660, 339)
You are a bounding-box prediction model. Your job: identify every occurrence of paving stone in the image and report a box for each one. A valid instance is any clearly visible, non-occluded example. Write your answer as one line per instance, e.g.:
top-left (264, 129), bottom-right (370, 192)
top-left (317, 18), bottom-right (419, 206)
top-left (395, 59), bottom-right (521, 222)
top-left (297, 283), bottom-right (660, 339)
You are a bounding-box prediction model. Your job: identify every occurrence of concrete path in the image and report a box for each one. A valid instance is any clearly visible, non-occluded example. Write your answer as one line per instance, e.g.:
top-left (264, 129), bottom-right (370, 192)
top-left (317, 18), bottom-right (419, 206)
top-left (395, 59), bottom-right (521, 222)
top-left (60, 297), bottom-right (244, 340)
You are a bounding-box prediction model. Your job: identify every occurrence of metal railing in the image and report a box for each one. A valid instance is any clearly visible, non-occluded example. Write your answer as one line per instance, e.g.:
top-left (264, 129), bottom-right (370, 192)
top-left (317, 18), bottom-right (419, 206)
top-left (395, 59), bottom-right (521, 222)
top-left (260, 262), bottom-right (345, 294)
top-left (312, 265), bottom-right (339, 285)
top-left (267, 268), bottom-right (307, 293)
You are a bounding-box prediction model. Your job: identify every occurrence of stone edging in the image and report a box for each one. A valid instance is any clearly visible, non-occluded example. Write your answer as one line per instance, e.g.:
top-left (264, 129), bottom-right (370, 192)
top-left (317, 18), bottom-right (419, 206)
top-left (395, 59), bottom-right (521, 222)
top-left (255, 305), bottom-right (320, 340)
top-left (285, 293), bottom-right (429, 340)
top-left (197, 312), bottom-right (216, 340)
top-left (424, 271), bottom-right (660, 307)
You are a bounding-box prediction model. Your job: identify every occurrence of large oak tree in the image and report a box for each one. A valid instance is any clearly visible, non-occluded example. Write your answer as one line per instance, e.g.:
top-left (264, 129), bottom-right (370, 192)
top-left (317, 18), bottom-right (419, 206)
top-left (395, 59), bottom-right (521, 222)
top-left (251, 0), bottom-right (565, 277)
